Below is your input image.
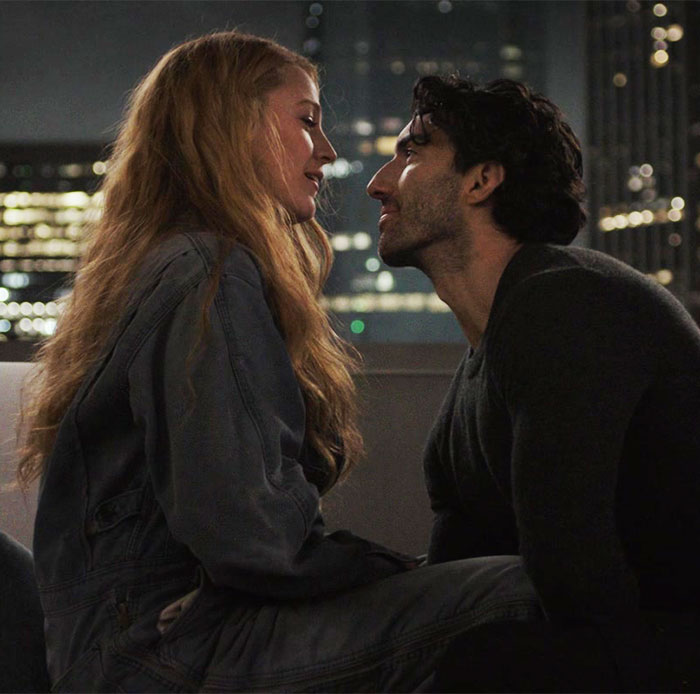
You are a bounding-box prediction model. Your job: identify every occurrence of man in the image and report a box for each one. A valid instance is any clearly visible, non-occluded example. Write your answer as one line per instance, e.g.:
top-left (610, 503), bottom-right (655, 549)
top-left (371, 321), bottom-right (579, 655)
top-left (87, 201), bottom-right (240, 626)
top-left (367, 76), bottom-right (700, 691)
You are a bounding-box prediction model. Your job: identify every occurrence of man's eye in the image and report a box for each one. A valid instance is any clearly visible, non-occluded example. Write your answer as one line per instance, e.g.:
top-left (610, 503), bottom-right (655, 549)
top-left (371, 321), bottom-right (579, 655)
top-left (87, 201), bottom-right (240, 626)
top-left (405, 148), bottom-right (416, 158)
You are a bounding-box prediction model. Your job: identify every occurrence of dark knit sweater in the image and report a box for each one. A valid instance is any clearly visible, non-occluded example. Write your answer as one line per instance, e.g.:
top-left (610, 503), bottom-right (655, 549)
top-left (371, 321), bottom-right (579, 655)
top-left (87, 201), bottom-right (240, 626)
top-left (424, 243), bottom-right (700, 624)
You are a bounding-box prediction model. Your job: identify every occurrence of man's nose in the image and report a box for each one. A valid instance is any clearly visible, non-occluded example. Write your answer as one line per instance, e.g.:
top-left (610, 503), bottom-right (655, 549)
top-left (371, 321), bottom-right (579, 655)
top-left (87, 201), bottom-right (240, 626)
top-left (366, 164), bottom-right (390, 200)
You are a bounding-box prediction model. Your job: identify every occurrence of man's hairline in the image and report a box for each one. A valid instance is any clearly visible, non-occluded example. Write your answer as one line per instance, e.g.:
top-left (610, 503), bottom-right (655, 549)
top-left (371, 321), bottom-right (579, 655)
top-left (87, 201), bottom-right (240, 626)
top-left (403, 112), bottom-right (489, 176)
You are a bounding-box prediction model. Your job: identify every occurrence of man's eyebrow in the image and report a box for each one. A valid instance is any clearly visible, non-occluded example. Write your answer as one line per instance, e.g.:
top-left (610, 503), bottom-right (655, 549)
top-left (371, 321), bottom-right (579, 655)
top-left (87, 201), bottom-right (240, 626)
top-left (396, 134), bottom-right (418, 153)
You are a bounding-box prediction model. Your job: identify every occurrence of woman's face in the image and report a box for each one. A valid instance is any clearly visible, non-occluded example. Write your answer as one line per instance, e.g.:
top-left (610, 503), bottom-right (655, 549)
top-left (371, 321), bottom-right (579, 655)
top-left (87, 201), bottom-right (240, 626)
top-left (260, 66), bottom-right (337, 222)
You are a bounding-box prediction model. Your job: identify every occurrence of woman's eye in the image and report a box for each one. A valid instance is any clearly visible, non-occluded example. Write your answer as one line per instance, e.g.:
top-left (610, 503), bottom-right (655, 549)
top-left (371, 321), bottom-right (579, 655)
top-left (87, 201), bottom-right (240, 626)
top-left (302, 117), bottom-right (317, 127)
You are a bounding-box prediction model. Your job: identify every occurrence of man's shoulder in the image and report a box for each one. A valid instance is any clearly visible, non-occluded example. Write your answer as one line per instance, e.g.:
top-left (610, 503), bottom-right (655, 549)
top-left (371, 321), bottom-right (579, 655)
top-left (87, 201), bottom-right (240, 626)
top-left (507, 243), bottom-right (648, 287)
top-left (485, 243), bottom-right (682, 355)
top-left (497, 243), bottom-right (668, 314)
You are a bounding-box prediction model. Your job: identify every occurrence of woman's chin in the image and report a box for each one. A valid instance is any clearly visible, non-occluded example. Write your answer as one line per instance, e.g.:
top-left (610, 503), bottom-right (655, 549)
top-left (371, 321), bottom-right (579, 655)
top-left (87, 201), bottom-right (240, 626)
top-left (289, 200), bottom-right (316, 224)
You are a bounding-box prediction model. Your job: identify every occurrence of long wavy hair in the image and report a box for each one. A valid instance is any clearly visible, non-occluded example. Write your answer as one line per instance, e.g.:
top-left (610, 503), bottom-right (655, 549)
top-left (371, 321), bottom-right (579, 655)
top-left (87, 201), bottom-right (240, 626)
top-left (18, 31), bottom-right (362, 494)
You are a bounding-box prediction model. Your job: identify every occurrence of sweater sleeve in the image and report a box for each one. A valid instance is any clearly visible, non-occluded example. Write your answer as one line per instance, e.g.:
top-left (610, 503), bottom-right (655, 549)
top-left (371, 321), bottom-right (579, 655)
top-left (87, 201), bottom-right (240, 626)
top-left (127, 253), bottom-right (415, 599)
top-left (489, 268), bottom-right (653, 624)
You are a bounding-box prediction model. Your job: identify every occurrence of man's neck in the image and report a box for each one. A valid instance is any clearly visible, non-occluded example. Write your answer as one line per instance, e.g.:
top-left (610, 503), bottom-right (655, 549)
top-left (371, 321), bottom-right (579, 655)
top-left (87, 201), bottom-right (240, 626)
top-left (425, 229), bottom-right (521, 348)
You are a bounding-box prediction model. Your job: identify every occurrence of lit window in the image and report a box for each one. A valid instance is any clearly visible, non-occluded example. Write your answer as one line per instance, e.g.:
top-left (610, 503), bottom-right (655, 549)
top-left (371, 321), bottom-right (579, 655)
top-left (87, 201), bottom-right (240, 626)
top-left (375, 136), bottom-right (398, 156)
top-left (350, 295), bottom-right (372, 312)
top-left (650, 49), bottom-right (669, 67)
top-left (628, 176), bottom-right (643, 192)
top-left (390, 60), bottom-right (406, 75)
top-left (331, 234), bottom-right (351, 251)
top-left (656, 269), bottom-right (673, 285)
top-left (666, 24), bottom-right (683, 41)
top-left (599, 217), bottom-right (616, 232)
top-left (376, 271), bottom-right (395, 292)
top-left (3, 210), bottom-right (24, 225)
top-left (500, 45), bottom-right (523, 61)
top-left (353, 120), bottom-right (374, 136)
top-left (333, 159), bottom-right (351, 178)
top-left (58, 164), bottom-right (84, 178)
top-left (628, 212), bottom-right (644, 226)
top-left (353, 232), bottom-right (372, 250)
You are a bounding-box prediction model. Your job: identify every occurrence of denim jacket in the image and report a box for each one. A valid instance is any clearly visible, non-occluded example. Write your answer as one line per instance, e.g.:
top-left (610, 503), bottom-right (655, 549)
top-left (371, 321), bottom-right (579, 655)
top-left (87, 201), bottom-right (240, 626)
top-left (33, 224), bottom-right (414, 687)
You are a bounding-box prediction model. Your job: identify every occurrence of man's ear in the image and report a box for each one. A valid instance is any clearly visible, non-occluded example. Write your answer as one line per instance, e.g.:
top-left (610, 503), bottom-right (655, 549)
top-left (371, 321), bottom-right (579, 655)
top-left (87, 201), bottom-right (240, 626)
top-left (462, 161), bottom-right (505, 204)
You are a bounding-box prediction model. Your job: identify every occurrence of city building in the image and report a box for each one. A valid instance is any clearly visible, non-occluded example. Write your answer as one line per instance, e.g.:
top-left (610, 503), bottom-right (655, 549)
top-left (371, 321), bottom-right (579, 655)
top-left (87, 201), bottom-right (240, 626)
top-left (586, 0), bottom-right (699, 317)
top-left (293, 0), bottom-right (581, 341)
top-left (0, 1), bottom-right (591, 346)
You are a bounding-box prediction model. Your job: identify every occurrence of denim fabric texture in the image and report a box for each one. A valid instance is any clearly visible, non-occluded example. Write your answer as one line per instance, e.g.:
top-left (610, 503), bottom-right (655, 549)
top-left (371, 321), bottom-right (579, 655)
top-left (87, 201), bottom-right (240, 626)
top-left (0, 531), bottom-right (50, 692)
top-left (33, 225), bottom-right (542, 691)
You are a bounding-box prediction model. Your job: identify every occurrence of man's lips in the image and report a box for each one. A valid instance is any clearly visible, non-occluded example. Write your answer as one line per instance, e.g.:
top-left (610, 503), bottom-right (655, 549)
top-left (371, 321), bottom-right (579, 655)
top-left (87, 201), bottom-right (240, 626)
top-left (379, 209), bottom-right (398, 227)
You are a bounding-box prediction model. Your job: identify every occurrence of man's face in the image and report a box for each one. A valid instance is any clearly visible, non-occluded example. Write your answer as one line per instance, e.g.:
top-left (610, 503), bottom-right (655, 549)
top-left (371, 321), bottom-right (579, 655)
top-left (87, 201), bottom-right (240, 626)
top-left (366, 116), bottom-right (465, 268)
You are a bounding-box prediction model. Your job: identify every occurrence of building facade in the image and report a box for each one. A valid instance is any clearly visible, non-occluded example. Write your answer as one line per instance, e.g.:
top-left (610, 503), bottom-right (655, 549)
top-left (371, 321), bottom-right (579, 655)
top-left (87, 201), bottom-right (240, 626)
top-left (586, 0), bottom-right (699, 317)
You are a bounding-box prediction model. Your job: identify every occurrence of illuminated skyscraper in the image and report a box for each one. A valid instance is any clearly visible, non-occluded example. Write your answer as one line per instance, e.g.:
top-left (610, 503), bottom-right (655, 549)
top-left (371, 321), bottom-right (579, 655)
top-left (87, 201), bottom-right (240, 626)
top-left (0, 0), bottom-right (586, 345)
top-left (0, 145), bottom-right (104, 342)
top-left (586, 0), bottom-right (699, 310)
top-left (302, 0), bottom-right (576, 341)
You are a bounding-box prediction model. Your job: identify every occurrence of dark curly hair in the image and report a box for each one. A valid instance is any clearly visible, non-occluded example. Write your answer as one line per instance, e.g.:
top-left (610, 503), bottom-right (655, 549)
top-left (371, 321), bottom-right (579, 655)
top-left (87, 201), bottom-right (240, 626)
top-left (411, 76), bottom-right (586, 245)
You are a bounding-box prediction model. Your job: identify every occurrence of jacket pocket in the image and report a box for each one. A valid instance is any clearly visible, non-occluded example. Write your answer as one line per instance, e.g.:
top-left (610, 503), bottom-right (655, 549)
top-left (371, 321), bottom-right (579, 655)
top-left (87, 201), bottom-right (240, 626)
top-left (156, 566), bottom-right (207, 645)
top-left (87, 489), bottom-right (144, 534)
top-left (85, 488), bottom-right (147, 567)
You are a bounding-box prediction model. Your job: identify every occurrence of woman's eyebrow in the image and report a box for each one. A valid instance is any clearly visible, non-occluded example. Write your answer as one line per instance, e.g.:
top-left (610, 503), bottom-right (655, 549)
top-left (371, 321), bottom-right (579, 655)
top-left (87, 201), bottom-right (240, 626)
top-left (296, 98), bottom-right (321, 111)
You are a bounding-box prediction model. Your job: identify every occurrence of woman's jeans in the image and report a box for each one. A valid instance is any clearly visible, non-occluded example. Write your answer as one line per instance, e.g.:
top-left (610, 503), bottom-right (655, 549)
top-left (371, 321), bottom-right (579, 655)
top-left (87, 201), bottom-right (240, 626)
top-left (54, 555), bottom-right (541, 692)
top-left (0, 531), bottom-right (50, 693)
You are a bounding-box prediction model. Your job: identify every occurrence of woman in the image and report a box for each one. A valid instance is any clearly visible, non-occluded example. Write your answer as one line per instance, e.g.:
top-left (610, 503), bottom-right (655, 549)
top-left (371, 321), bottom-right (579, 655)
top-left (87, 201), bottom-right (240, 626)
top-left (19, 31), bottom-right (539, 691)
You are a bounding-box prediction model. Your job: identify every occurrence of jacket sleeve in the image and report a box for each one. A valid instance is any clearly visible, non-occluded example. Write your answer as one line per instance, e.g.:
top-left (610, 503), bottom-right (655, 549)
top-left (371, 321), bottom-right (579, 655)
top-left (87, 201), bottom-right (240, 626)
top-left (127, 254), bottom-right (414, 599)
top-left (489, 269), bottom-right (653, 625)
